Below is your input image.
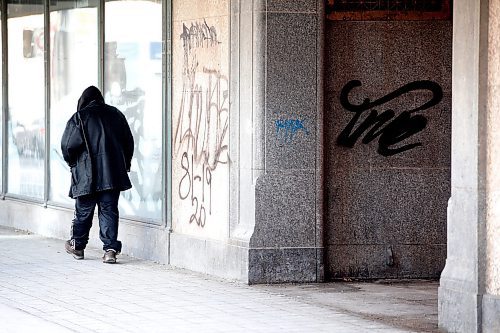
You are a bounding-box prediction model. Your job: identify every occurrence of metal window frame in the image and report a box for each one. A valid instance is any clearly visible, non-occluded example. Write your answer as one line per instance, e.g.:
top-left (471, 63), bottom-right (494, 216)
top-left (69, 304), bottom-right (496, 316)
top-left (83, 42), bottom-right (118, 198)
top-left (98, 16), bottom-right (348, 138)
top-left (1, 0), bottom-right (7, 198)
top-left (164, 0), bottom-right (172, 231)
top-left (43, 0), bottom-right (49, 205)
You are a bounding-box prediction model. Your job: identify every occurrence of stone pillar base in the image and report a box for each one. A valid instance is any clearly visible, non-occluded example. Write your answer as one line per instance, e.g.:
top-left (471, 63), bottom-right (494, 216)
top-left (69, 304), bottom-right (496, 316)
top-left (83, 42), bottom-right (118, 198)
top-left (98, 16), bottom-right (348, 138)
top-left (438, 277), bottom-right (480, 332)
top-left (482, 294), bottom-right (500, 332)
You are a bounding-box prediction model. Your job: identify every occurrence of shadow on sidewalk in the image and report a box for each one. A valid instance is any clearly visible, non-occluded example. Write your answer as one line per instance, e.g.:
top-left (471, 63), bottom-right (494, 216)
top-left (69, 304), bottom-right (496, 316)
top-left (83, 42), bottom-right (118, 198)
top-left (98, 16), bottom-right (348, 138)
top-left (255, 279), bottom-right (442, 332)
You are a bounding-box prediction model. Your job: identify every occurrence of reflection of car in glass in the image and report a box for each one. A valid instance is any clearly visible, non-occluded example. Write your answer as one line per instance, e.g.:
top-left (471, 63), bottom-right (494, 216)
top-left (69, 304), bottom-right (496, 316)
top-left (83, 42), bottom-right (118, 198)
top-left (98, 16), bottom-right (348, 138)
top-left (12, 118), bottom-right (45, 158)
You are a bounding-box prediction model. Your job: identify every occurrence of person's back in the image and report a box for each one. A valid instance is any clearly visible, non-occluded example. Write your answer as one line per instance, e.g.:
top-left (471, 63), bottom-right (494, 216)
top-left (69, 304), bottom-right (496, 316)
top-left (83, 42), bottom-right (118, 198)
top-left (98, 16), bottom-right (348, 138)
top-left (61, 86), bottom-right (134, 264)
top-left (78, 100), bottom-right (133, 193)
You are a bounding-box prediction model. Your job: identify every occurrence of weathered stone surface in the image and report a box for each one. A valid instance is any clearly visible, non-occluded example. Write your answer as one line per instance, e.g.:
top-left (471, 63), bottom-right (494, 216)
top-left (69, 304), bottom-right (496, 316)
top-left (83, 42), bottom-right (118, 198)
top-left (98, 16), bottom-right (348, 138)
top-left (265, 12), bottom-right (318, 171)
top-left (327, 244), bottom-right (446, 279)
top-left (324, 19), bottom-right (452, 280)
top-left (438, 0), bottom-right (492, 331)
top-left (252, 171), bottom-right (316, 248)
top-left (326, 168), bottom-right (449, 246)
top-left (248, 248), bottom-right (319, 284)
top-left (266, 0), bottom-right (317, 13)
top-left (482, 294), bottom-right (500, 333)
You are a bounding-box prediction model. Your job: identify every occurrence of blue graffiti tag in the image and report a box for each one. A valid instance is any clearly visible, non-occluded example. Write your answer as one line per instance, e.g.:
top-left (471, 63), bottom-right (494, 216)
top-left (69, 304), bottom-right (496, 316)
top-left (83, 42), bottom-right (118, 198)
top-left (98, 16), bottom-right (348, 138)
top-left (275, 118), bottom-right (309, 144)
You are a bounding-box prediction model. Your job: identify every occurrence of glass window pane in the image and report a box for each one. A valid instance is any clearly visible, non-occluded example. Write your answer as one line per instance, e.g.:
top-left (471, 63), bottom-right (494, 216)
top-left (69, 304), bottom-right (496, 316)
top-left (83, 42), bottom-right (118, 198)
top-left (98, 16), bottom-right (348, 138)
top-left (105, 0), bottom-right (163, 220)
top-left (49, 1), bottom-right (98, 204)
top-left (7, 2), bottom-right (44, 198)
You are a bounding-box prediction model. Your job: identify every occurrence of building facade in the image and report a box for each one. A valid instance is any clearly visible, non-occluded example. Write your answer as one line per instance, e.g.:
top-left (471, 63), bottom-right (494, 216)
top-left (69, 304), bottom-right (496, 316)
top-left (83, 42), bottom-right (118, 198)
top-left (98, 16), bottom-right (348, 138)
top-left (0, 0), bottom-right (498, 331)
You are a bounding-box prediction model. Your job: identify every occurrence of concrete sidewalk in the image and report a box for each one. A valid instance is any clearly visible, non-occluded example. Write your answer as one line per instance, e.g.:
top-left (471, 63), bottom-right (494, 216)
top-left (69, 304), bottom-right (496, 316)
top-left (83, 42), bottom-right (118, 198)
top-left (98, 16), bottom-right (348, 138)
top-left (0, 227), bottom-right (440, 333)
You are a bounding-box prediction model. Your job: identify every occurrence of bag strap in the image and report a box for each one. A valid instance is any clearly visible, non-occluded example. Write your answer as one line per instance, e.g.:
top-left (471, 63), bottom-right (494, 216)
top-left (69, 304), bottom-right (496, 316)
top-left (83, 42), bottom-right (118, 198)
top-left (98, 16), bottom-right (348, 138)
top-left (77, 111), bottom-right (91, 155)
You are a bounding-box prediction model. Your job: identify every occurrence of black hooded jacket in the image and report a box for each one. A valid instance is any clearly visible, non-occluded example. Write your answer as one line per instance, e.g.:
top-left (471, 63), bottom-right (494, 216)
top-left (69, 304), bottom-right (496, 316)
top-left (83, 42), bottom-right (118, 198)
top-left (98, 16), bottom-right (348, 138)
top-left (61, 86), bottom-right (134, 198)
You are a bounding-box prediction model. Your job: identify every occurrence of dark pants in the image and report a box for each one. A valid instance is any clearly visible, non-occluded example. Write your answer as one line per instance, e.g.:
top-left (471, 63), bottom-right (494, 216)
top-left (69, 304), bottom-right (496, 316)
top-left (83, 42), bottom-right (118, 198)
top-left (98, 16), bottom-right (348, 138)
top-left (71, 190), bottom-right (122, 252)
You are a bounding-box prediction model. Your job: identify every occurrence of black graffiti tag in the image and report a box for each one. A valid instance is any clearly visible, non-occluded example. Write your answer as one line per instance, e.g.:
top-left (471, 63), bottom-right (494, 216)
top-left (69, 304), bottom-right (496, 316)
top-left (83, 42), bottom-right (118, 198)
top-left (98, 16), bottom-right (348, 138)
top-left (337, 80), bottom-right (443, 156)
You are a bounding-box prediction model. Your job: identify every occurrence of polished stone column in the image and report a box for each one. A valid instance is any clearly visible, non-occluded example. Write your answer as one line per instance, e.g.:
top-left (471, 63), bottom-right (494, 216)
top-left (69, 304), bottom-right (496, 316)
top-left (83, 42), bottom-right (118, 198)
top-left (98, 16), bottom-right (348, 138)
top-left (439, 0), bottom-right (500, 331)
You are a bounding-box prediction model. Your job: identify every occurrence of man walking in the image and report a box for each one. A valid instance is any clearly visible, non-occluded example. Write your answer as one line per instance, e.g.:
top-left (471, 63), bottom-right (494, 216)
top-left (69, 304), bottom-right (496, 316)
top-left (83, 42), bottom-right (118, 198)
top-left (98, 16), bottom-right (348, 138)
top-left (61, 86), bottom-right (134, 264)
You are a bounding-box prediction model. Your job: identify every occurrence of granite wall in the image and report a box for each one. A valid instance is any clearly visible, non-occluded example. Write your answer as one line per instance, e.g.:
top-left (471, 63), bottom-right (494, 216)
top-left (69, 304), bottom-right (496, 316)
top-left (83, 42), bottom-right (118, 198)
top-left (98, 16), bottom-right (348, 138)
top-left (324, 20), bottom-right (452, 279)
top-left (247, 0), bottom-right (324, 284)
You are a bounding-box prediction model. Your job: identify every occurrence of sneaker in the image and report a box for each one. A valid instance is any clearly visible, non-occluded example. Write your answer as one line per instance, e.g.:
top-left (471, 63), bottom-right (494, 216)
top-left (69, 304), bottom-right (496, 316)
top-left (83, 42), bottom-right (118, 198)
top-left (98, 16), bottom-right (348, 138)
top-left (102, 249), bottom-right (117, 264)
top-left (65, 240), bottom-right (84, 260)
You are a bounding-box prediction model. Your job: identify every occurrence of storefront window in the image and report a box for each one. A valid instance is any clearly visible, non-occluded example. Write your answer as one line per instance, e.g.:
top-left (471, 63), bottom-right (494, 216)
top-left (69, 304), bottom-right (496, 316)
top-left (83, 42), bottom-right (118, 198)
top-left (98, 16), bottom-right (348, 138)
top-left (3, 0), bottom-right (164, 220)
top-left (105, 0), bottom-right (163, 220)
top-left (49, 1), bottom-right (98, 204)
top-left (7, 2), bottom-right (44, 198)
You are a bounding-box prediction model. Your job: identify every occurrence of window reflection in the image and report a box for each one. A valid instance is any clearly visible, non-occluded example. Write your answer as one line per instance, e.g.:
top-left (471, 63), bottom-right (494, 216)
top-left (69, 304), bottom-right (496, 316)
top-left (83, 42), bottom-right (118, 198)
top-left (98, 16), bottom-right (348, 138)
top-left (49, 1), bottom-right (98, 204)
top-left (4, 0), bottom-right (164, 220)
top-left (7, 3), bottom-right (44, 198)
top-left (105, 0), bottom-right (163, 220)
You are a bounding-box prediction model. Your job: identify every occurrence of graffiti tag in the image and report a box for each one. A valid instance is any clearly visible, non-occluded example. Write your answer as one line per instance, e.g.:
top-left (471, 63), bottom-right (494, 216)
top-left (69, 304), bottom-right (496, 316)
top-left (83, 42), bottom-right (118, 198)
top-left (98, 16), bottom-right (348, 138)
top-left (275, 118), bottom-right (309, 144)
top-left (337, 80), bottom-right (443, 156)
top-left (178, 152), bottom-right (212, 228)
top-left (175, 20), bottom-right (228, 228)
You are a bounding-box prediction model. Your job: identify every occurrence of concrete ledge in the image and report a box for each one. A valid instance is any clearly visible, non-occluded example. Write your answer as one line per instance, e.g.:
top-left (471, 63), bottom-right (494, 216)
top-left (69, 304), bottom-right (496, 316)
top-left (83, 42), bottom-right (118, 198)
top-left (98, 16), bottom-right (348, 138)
top-left (248, 247), bottom-right (321, 284)
top-left (482, 294), bottom-right (500, 332)
top-left (0, 200), bottom-right (72, 241)
top-left (438, 279), bottom-right (480, 332)
top-left (169, 232), bottom-right (250, 282)
top-left (0, 199), bottom-right (169, 264)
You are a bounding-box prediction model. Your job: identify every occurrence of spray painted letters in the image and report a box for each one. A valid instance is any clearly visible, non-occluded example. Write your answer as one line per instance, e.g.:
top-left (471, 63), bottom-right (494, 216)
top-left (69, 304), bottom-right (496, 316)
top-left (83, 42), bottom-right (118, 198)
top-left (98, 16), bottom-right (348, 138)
top-left (275, 118), bottom-right (309, 144)
top-left (337, 80), bottom-right (443, 156)
top-left (175, 20), bottom-right (229, 228)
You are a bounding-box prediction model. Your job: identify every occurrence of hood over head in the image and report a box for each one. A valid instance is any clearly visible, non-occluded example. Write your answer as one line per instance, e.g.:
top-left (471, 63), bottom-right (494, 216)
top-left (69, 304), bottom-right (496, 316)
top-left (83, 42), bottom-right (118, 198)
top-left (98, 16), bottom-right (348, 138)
top-left (77, 86), bottom-right (105, 111)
